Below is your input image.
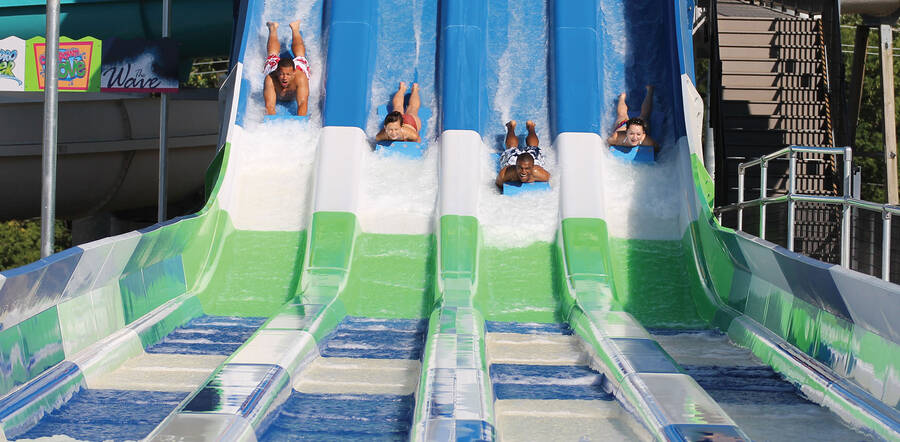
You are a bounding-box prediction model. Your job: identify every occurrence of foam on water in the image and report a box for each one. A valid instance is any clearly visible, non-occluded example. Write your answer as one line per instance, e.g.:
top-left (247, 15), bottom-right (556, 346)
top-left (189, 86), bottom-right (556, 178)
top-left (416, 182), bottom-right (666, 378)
top-left (358, 144), bottom-right (438, 235)
top-left (600, 138), bottom-right (684, 240)
top-left (15, 437), bottom-right (88, 442)
top-left (477, 141), bottom-right (560, 248)
top-left (218, 0), bottom-right (325, 230)
top-left (225, 121), bottom-right (319, 230)
top-left (476, 0), bottom-right (558, 249)
top-left (594, 0), bottom-right (687, 241)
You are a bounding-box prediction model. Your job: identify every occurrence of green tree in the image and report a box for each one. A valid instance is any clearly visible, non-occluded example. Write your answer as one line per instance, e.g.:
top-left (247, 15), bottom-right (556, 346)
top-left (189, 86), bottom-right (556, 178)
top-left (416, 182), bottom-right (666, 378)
top-left (841, 15), bottom-right (900, 203)
top-left (0, 219), bottom-right (71, 272)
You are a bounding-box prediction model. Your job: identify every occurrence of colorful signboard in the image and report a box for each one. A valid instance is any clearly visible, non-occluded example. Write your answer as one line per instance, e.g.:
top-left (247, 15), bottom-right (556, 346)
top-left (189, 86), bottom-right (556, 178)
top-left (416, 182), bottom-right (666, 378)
top-left (101, 38), bottom-right (179, 93)
top-left (25, 36), bottom-right (102, 92)
top-left (0, 37), bottom-right (26, 92)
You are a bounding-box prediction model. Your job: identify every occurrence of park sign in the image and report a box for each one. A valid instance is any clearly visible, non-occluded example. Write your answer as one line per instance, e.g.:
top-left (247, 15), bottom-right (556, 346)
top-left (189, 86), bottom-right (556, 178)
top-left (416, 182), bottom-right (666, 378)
top-left (0, 37), bottom-right (26, 91)
top-left (101, 38), bottom-right (179, 93)
top-left (25, 36), bottom-right (102, 92)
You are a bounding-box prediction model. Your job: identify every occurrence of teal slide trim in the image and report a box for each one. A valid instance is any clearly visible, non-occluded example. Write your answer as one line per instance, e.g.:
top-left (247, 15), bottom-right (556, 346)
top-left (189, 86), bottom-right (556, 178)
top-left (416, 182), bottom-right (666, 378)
top-left (0, 0), bottom-right (233, 63)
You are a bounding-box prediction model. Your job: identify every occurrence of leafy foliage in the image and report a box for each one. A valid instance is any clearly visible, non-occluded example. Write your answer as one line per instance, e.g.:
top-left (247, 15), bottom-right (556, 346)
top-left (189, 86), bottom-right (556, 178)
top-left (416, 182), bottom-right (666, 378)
top-left (0, 219), bottom-right (71, 272)
top-left (841, 16), bottom-right (900, 203)
top-left (185, 58), bottom-right (229, 89)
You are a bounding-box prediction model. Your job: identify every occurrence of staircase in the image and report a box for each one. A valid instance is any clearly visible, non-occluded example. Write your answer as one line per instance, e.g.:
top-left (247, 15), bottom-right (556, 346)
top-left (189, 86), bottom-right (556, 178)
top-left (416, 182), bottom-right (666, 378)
top-left (715, 0), bottom-right (841, 263)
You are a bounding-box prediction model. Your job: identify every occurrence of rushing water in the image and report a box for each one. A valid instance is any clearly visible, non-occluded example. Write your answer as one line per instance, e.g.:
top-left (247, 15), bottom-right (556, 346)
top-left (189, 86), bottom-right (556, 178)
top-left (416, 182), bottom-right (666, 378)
top-left (478, 0), bottom-right (560, 249)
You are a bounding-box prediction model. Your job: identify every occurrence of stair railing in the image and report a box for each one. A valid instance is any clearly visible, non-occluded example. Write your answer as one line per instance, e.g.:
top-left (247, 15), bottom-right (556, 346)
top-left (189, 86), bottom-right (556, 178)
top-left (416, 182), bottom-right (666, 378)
top-left (744, 0), bottom-right (818, 17)
top-left (714, 145), bottom-right (899, 281)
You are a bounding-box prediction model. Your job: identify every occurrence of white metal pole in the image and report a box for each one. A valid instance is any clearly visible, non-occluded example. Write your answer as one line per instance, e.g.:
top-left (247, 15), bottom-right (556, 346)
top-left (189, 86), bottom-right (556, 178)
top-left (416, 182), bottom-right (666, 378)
top-left (788, 151), bottom-right (796, 251)
top-left (883, 212), bottom-right (891, 281)
top-left (738, 167), bottom-right (745, 231)
top-left (41, 0), bottom-right (61, 258)
top-left (760, 160), bottom-right (768, 239)
top-left (842, 148), bottom-right (852, 267)
top-left (158, 0), bottom-right (171, 222)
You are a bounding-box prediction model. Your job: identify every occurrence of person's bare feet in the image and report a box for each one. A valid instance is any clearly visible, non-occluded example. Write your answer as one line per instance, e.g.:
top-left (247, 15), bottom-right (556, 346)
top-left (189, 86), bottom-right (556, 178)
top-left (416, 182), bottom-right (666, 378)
top-left (398, 81), bottom-right (408, 93)
top-left (411, 82), bottom-right (419, 92)
top-left (618, 92), bottom-right (626, 102)
top-left (526, 120), bottom-right (536, 131)
top-left (267, 21), bottom-right (279, 31)
top-left (289, 20), bottom-right (300, 31)
top-left (506, 120), bottom-right (517, 132)
top-left (645, 85), bottom-right (654, 93)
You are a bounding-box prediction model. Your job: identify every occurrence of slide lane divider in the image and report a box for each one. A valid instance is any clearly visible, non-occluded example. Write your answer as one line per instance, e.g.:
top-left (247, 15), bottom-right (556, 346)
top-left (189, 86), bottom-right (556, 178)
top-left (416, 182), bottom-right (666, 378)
top-left (552, 1), bottom-right (750, 440)
top-left (410, 0), bottom-right (495, 440)
top-left (148, 1), bottom-right (379, 439)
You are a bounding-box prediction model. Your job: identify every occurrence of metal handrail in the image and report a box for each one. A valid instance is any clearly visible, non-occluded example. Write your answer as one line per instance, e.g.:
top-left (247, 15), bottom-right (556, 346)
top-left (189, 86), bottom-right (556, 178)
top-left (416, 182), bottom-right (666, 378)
top-left (714, 145), bottom-right (895, 281)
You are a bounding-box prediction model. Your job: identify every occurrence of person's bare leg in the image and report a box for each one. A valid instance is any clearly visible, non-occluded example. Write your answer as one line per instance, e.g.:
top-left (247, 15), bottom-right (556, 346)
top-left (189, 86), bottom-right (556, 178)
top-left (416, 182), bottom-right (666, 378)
top-left (616, 92), bottom-right (629, 124)
top-left (392, 81), bottom-right (408, 112)
top-left (525, 120), bottom-right (539, 147)
top-left (266, 22), bottom-right (280, 55)
top-left (289, 20), bottom-right (306, 57)
top-left (640, 85), bottom-right (654, 121)
top-left (407, 83), bottom-right (421, 115)
top-left (407, 83), bottom-right (422, 130)
top-left (505, 120), bottom-right (519, 148)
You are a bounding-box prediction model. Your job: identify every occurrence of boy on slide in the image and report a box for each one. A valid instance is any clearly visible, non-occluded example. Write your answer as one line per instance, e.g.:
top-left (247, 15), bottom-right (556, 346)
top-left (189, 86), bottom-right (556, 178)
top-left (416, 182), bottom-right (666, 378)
top-left (496, 120), bottom-right (551, 190)
top-left (607, 85), bottom-right (658, 152)
top-left (263, 20), bottom-right (310, 116)
top-left (376, 82), bottom-right (422, 143)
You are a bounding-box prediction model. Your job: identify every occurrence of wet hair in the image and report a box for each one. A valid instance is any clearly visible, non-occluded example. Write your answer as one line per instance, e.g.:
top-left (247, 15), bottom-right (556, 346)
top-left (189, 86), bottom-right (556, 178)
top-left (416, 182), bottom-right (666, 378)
top-left (625, 117), bottom-right (648, 134)
top-left (516, 153), bottom-right (535, 165)
top-left (277, 57), bottom-right (294, 69)
top-left (384, 110), bottom-right (403, 127)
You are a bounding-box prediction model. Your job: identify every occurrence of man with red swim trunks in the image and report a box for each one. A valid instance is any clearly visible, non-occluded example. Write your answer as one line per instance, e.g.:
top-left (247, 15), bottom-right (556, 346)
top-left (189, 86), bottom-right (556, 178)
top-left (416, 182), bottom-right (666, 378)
top-left (376, 82), bottom-right (422, 143)
top-left (263, 20), bottom-right (310, 116)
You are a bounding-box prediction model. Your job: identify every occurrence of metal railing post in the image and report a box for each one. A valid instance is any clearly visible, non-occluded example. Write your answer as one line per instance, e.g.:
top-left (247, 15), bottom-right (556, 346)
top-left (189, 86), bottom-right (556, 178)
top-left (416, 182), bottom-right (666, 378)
top-left (842, 147), bottom-right (852, 268)
top-left (760, 159), bottom-right (768, 239)
top-left (41, 0), bottom-right (61, 258)
top-left (157, 0), bottom-right (171, 222)
top-left (788, 150), bottom-right (797, 251)
top-left (738, 166), bottom-right (745, 231)
top-left (883, 212), bottom-right (892, 281)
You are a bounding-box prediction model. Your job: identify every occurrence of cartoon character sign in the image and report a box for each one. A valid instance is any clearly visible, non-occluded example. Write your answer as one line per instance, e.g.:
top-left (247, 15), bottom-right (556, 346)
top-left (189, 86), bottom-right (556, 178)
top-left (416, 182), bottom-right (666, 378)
top-left (0, 36), bottom-right (26, 91)
top-left (25, 36), bottom-right (101, 92)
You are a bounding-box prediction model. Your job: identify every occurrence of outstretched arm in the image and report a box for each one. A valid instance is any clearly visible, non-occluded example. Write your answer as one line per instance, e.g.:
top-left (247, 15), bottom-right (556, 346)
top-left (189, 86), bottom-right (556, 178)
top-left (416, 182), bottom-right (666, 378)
top-left (375, 129), bottom-right (389, 142)
top-left (295, 80), bottom-right (308, 116)
top-left (607, 132), bottom-right (621, 146)
top-left (263, 76), bottom-right (277, 115)
top-left (496, 166), bottom-right (513, 189)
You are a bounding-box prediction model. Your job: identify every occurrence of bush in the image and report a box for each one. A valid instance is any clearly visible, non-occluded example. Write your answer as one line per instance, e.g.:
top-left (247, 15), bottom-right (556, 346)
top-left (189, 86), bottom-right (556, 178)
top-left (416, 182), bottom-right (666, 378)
top-left (0, 219), bottom-right (71, 272)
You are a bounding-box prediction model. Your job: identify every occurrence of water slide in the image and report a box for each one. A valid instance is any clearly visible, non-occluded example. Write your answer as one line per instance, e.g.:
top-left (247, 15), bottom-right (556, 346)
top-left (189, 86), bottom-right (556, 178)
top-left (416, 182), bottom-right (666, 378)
top-left (1, 0), bottom-right (899, 441)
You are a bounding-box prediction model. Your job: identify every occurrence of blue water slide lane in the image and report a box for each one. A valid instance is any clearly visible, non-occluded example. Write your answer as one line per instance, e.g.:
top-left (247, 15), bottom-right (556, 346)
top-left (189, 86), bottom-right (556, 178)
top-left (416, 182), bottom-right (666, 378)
top-left (148, 1), bottom-right (381, 440)
top-left (551, 0), bottom-right (753, 440)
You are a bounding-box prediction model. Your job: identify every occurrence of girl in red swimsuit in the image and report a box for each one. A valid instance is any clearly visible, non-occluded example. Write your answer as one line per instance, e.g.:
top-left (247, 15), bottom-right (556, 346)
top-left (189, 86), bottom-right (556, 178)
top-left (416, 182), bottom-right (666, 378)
top-left (376, 82), bottom-right (422, 143)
